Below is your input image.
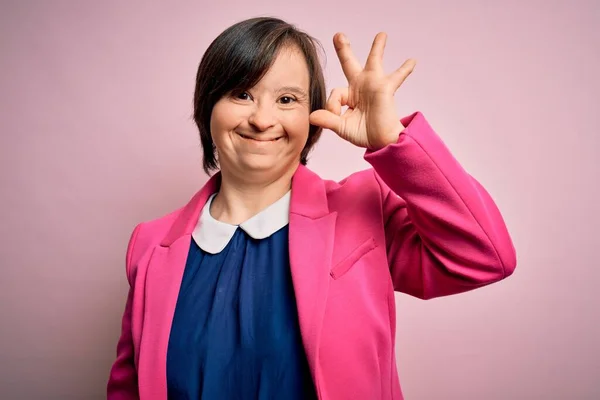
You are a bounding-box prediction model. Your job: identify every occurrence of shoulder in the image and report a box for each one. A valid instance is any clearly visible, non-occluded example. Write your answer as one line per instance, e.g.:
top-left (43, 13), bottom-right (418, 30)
top-left (124, 206), bottom-right (184, 281)
top-left (319, 168), bottom-right (389, 218)
top-left (133, 207), bottom-right (183, 247)
top-left (124, 174), bottom-right (219, 280)
top-left (323, 167), bottom-right (384, 198)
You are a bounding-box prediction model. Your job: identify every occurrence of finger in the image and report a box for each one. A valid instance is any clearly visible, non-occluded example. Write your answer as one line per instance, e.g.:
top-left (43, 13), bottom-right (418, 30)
top-left (309, 109), bottom-right (342, 133)
top-left (365, 32), bottom-right (387, 71)
top-left (333, 33), bottom-right (362, 80)
top-left (326, 87), bottom-right (349, 116)
top-left (389, 58), bottom-right (417, 90)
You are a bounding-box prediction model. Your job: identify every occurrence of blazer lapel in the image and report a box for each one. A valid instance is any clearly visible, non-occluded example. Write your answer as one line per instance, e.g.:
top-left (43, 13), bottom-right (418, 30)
top-left (289, 165), bottom-right (337, 396)
top-left (137, 174), bottom-right (220, 399)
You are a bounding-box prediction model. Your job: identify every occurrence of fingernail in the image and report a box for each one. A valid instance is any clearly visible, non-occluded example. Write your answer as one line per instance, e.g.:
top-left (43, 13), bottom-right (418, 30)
top-left (339, 34), bottom-right (349, 44)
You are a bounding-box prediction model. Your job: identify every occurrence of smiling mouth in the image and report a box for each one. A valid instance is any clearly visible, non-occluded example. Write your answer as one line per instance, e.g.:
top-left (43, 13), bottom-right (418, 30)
top-left (238, 133), bottom-right (282, 142)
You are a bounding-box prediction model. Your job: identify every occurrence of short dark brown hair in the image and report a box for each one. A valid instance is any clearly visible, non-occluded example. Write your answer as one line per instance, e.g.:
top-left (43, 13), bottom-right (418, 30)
top-left (192, 17), bottom-right (327, 174)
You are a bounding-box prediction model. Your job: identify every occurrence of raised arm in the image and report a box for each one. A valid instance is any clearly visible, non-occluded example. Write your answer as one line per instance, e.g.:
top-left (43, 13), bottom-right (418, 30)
top-left (365, 112), bottom-right (516, 299)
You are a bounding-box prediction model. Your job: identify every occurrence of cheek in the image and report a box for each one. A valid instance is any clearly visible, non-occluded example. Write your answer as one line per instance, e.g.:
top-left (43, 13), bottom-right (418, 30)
top-left (209, 106), bottom-right (220, 141)
top-left (284, 111), bottom-right (311, 142)
top-left (210, 102), bottom-right (239, 146)
top-left (210, 103), bottom-right (228, 133)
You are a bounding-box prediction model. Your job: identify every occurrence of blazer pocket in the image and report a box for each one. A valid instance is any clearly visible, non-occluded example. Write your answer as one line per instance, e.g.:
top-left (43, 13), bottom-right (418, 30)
top-left (330, 237), bottom-right (377, 280)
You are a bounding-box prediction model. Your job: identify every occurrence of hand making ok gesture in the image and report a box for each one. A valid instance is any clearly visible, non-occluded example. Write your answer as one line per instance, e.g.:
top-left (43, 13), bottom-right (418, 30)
top-left (309, 32), bottom-right (416, 150)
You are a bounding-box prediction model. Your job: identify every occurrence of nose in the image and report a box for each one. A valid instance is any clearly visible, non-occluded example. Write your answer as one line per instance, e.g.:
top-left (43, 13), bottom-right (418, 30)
top-left (247, 103), bottom-right (276, 132)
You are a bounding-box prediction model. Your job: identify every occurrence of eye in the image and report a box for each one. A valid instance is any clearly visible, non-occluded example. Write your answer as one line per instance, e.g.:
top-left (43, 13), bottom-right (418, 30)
top-left (279, 96), bottom-right (296, 105)
top-left (234, 91), bottom-right (251, 101)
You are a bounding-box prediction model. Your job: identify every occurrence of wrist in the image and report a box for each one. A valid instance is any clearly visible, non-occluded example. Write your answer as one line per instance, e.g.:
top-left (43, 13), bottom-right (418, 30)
top-left (369, 121), bottom-right (404, 150)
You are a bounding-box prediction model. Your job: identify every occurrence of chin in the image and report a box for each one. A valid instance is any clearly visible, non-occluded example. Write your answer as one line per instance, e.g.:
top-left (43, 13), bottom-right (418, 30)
top-left (237, 156), bottom-right (279, 173)
top-left (236, 154), bottom-right (298, 177)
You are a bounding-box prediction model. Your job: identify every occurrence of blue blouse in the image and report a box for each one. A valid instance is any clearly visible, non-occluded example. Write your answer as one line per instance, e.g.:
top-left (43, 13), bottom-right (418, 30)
top-left (166, 193), bottom-right (316, 399)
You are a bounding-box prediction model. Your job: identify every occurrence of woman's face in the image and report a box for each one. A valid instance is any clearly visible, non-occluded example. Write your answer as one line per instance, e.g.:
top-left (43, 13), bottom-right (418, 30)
top-left (210, 46), bottom-right (311, 180)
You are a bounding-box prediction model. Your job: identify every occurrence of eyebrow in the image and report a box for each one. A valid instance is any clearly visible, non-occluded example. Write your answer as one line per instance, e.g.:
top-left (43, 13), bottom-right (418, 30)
top-left (277, 86), bottom-right (309, 98)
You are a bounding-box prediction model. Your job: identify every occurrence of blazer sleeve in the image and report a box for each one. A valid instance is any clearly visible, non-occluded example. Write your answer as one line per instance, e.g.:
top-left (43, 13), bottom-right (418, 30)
top-left (364, 112), bottom-right (517, 299)
top-left (107, 224), bottom-right (142, 399)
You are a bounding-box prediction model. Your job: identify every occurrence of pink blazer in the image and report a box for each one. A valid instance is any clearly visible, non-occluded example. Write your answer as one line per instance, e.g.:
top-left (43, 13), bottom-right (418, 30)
top-left (107, 112), bottom-right (516, 399)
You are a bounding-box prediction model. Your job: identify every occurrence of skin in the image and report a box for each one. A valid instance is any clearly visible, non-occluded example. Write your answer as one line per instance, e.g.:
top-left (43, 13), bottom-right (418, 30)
top-left (209, 33), bottom-right (416, 225)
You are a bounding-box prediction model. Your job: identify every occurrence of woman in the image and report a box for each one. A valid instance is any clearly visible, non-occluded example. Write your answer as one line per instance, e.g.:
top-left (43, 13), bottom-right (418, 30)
top-left (107, 17), bottom-right (516, 400)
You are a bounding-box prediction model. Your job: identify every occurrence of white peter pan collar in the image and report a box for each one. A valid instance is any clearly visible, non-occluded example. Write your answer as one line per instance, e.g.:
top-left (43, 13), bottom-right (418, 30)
top-left (192, 191), bottom-right (291, 254)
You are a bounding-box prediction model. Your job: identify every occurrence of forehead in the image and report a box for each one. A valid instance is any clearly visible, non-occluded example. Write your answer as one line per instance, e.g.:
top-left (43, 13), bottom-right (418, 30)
top-left (254, 46), bottom-right (310, 90)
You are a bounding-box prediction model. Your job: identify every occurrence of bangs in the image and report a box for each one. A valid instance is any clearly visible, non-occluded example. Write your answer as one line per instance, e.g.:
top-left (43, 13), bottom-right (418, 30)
top-left (211, 33), bottom-right (300, 98)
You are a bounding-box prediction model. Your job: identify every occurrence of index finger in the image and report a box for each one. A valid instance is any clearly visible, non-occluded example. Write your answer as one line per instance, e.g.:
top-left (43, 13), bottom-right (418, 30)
top-left (333, 33), bottom-right (362, 81)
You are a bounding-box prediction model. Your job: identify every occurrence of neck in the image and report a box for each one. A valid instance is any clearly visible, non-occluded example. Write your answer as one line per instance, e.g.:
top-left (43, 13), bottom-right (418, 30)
top-left (210, 165), bottom-right (297, 225)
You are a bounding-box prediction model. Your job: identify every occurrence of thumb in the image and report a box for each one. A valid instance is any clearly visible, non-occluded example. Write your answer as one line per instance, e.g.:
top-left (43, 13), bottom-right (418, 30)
top-left (309, 110), bottom-right (342, 134)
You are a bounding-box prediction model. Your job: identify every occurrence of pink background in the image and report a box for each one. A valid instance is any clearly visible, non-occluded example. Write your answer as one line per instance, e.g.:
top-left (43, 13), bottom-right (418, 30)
top-left (1, 1), bottom-right (599, 398)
